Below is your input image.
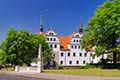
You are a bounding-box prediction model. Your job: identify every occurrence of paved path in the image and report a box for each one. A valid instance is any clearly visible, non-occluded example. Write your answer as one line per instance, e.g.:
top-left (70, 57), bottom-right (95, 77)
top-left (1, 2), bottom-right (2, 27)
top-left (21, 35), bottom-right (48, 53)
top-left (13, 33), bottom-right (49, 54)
top-left (0, 74), bottom-right (53, 80)
top-left (1, 71), bottom-right (120, 80)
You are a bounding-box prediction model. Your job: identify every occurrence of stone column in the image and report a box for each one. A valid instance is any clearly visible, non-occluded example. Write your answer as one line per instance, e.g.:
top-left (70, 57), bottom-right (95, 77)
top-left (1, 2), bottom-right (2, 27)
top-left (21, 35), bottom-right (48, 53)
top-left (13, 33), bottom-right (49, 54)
top-left (37, 44), bottom-right (43, 73)
top-left (15, 65), bottom-right (19, 72)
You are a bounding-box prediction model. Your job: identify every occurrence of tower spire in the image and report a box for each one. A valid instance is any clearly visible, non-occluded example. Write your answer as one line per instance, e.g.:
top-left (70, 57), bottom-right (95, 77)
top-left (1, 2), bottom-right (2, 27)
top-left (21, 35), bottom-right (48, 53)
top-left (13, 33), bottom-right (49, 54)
top-left (79, 16), bottom-right (83, 33)
top-left (40, 16), bottom-right (43, 32)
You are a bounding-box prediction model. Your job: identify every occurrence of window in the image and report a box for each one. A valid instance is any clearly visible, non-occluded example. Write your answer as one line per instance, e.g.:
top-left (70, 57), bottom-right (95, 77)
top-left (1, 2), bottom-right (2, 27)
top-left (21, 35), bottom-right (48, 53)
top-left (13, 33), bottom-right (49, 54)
top-left (73, 40), bottom-right (75, 42)
top-left (78, 46), bottom-right (80, 49)
top-left (75, 46), bottom-right (77, 49)
top-left (50, 44), bottom-right (52, 48)
top-left (83, 60), bottom-right (86, 64)
top-left (68, 53), bottom-right (70, 57)
top-left (84, 53), bottom-right (87, 57)
top-left (60, 61), bottom-right (63, 65)
top-left (47, 38), bottom-right (49, 41)
top-left (79, 53), bottom-right (82, 57)
top-left (50, 38), bottom-right (52, 41)
top-left (76, 35), bottom-right (79, 37)
top-left (73, 53), bottom-right (76, 57)
top-left (69, 61), bottom-right (72, 64)
top-left (49, 33), bottom-right (54, 35)
top-left (61, 53), bottom-right (63, 57)
top-left (71, 45), bottom-right (73, 49)
top-left (76, 61), bottom-right (79, 64)
top-left (54, 38), bottom-right (56, 41)
top-left (90, 53), bottom-right (92, 57)
top-left (77, 40), bottom-right (78, 42)
top-left (55, 45), bottom-right (57, 48)
top-left (51, 33), bottom-right (54, 35)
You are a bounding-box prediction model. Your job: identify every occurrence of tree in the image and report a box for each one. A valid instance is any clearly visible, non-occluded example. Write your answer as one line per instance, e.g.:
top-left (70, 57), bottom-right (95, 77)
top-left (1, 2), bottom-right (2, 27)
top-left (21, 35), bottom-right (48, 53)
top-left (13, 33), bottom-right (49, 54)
top-left (81, 0), bottom-right (120, 64)
top-left (0, 28), bottom-right (53, 66)
top-left (30, 34), bottom-right (53, 65)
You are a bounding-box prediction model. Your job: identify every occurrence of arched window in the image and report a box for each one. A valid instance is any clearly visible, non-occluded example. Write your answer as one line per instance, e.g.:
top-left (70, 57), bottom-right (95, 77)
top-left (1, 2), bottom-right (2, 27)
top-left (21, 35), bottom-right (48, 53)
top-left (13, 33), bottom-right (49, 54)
top-left (47, 38), bottom-right (49, 41)
top-left (61, 53), bottom-right (64, 57)
top-left (68, 53), bottom-right (70, 57)
top-left (71, 45), bottom-right (73, 49)
top-left (76, 61), bottom-right (79, 64)
top-left (60, 61), bottom-right (63, 65)
top-left (76, 35), bottom-right (79, 37)
top-left (54, 38), bottom-right (56, 41)
top-left (51, 33), bottom-right (54, 35)
top-left (90, 53), bottom-right (93, 57)
top-left (83, 60), bottom-right (86, 64)
top-left (69, 61), bottom-right (72, 64)
top-left (55, 45), bottom-right (57, 48)
top-left (75, 46), bottom-right (77, 49)
top-left (84, 53), bottom-right (87, 57)
top-left (73, 40), bottom-right (75, 42)
top-left (78, 46), bottom-right (80, 49)
top-left (50, 44), bottom-right (52, 48)
top-left (73, 52), bottom-right (76, 56)
top-left (77, 40), bottom-right (78, 42)
top-left (50, 38), bottom-right (52, 41)
top-left (79, 53), bottom-right (82, 57)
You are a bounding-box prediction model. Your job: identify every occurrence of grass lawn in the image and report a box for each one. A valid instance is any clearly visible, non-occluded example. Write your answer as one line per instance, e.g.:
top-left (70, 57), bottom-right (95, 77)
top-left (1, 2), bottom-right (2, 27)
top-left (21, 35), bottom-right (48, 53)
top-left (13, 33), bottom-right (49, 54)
top-left (44, 69), bottom-right (120, 77)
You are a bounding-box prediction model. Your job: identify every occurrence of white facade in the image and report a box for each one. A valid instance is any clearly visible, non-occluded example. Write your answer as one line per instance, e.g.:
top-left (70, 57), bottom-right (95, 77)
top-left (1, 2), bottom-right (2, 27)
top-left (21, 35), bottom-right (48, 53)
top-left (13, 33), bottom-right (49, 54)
top-left (45, 29), bottom-right (98, 66)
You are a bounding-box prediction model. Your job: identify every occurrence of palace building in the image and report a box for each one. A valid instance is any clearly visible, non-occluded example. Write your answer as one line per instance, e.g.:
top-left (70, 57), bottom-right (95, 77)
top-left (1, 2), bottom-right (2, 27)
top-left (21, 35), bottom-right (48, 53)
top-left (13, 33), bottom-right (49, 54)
top-left (38, 17), bottom-right (107, 66)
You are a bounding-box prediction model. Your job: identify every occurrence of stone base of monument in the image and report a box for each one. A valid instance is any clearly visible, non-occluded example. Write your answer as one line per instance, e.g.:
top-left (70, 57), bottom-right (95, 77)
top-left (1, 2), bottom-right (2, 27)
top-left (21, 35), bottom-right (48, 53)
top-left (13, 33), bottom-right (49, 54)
top-left (15, 66), bottom-right (42, 73)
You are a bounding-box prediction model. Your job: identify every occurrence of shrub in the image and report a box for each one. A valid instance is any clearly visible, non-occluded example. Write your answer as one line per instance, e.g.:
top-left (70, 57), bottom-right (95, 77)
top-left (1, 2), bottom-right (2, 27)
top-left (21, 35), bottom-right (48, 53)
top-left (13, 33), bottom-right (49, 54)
top-left (57, 66), bottom-right (64, 69)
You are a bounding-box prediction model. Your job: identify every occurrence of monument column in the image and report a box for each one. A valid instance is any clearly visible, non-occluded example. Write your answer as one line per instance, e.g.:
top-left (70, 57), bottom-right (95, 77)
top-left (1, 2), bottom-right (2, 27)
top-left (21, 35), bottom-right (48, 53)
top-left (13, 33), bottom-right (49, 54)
top-left (37, 44), bottom-right (43, 73)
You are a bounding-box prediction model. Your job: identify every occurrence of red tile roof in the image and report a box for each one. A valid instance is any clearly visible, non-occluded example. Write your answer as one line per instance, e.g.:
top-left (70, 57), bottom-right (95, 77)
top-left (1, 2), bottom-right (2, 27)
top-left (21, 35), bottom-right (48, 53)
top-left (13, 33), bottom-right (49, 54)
top-left (58, 34), bottom-right (73, 50)
top-left (86, 48), bottom-right (94, 51)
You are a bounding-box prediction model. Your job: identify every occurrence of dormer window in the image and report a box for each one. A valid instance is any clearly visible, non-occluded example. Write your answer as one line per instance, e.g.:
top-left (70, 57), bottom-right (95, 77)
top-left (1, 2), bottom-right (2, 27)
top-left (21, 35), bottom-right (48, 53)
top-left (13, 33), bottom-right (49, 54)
top-left (76, 35), bottom-right (79, 37)
top-left (49, 32), bottom-right (54, 35)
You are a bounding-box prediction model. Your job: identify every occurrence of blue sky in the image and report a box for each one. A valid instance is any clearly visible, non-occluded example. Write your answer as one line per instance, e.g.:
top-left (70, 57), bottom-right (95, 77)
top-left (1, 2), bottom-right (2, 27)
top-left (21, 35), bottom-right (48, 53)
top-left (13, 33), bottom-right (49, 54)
top-left (0, 0), bottom-right (105, 42)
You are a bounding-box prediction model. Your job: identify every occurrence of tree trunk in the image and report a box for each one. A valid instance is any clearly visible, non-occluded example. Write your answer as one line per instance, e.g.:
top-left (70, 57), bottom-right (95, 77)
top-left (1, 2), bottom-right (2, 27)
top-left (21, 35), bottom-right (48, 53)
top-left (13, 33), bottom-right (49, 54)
top-left (112, 32), bottom-right (116, 65)
top-left (113, 51), bottom-right (117, 64)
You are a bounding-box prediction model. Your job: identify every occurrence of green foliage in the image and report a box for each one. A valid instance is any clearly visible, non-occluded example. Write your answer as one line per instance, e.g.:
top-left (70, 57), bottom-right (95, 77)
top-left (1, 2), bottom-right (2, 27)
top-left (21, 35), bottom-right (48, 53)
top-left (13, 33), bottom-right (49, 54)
top-left (57, 66), bottom-right (64, 69)
top-left (81, 0), bottom-right (120, 64)
top-left (1, 67), bottom-right (14, 71)
top-left (84, 63), bottom-right (92, 69)
top-left (0, 28), bottom-right (53, 66)
top-left (108, 52), bottom-right (120, 61)
top-left (30, 34), bottom-right (53, 66)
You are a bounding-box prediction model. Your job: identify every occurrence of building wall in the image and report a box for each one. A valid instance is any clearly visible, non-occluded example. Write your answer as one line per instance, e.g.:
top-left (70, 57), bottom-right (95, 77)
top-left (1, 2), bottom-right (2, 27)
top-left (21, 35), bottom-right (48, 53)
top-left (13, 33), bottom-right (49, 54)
top-left (45, 30), bottom-right (106, 66)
